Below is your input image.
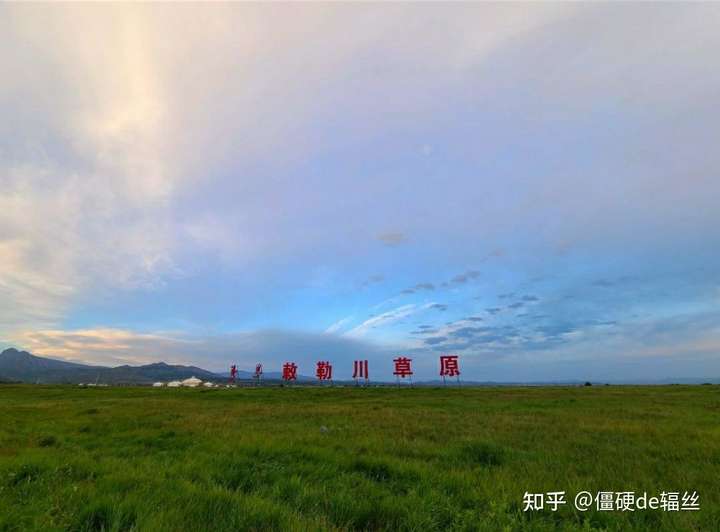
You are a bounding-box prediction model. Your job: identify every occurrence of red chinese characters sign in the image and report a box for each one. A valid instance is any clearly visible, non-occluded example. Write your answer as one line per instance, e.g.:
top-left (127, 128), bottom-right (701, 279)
top-left (224, 355), bottom-right (461, 385)
top-left (352, 359), bottom-right (369, 381)
top-left (439, 354), bottom-right (460, 384)
top-left (282, 362), bottom-right (297, 381)
top-left (439, 355), bottom-right (460, 377)
top-left (316, 361), bottom-right (333, 381)
top-left (393, 356), bottom-right (413, 379)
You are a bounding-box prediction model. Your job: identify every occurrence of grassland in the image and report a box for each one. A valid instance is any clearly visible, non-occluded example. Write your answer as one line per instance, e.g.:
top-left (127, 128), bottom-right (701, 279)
top-left (0, 384), bottom-right (718, 531)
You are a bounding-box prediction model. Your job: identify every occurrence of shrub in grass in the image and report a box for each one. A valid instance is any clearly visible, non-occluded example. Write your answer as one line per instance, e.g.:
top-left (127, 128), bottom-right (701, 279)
top-left (326, 491), bottom-right (407, 530)
top-left (73, 499), bottom-right (137, 532)
top-left (213, 456), bottom-right (285, 494)
top-left (458, 441), bottom-right (505, 466)
top-left (8, 463), bottom-right (44, 486)
top-left (53, 462), bottom-right (97, 482)
top-left (38, 435), bottom-right (57, 447)
top-left (351, 458), bottom-right (394, 482)
top-left (182, 488), bottom-right (294, 531)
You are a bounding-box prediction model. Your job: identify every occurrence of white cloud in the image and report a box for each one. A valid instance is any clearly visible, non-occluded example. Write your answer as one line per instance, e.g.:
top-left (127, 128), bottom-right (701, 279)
top-left (346, 303), bottom-right (433, 338)
top-left (325, 316), bottom-right (354, 334)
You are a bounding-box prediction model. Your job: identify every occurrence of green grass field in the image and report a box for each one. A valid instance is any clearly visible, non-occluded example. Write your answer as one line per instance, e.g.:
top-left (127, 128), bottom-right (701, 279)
top-left (0, 385), bottom-right (717, 531)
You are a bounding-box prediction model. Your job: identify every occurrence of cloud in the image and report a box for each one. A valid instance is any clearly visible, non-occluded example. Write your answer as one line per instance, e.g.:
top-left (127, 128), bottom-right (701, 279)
top-left (450, 327), bottom-right (489, 339)
top-left (10, 327), bottom-right (394, 372)
top-left (325, 316), bottom-right (354, 334)
top-left (400, 282), bottom-right (435, 295)
top-left (359, 274), bottom-right (385, 289)
top-left (11, 306), bottom-right (720, 382)
top-left (346, 304), bottom-right (419, 337)
top-left (411, 328), bottom-right (439, 335)
top-left (450, 270), bottom-right (480, 285)
top-left (0, 6), bottom-right (189, 329)
top-left (377, 232), bottom-right (407, 247)
top-left (2, 4), bottom-right (720, 382)
top-left (348, 301), bottom-right (449, 337)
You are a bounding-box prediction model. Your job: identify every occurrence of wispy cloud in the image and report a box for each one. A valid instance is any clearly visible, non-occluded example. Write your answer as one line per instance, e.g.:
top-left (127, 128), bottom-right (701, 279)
top-left (325, 316), bottom-right (354, 334)
top-left (346, 304), bottom-right (419, 337)
top-left (377, 232), bottom-right (407, 247)
top-left (360, 274), bottom-right (384, 288)
top-left (450, 270), bottom-right (480, 284)
top-left (441, 270), bottom-right (482, 288)
top-left (400, 282), bottom-right (435, 295)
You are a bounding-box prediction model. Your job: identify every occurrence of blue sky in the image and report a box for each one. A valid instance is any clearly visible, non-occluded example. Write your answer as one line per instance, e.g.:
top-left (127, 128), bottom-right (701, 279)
top-left (1, 4), bottom-right (719, 381)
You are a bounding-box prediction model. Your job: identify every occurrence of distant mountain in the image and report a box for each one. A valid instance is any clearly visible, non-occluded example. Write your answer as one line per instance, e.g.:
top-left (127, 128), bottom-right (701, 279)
top-left (98, 361), bottom-right (220, 384)
top-left (0, 348), bottom-right (102, 383)
top-left (0, 348), bottom-right (221, 384)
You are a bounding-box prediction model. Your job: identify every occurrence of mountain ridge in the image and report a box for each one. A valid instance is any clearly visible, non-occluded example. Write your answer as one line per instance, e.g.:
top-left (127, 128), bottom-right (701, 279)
top-left (0, 348), bottom-right (221, 384)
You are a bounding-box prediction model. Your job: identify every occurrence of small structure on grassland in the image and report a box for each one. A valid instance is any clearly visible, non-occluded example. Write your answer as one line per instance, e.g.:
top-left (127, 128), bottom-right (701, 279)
top-left (203, 381), bottom-right (214, 388)
top-left (167, 380), bottom-right (182, 388)
top-left (152, 382), bottom-right (164, 387)
top-left (181, 376), bottom-right (202, 387)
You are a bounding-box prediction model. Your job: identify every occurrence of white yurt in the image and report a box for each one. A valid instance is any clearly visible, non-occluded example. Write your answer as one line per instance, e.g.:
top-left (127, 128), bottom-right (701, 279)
top-left (203, 381), bottom-right (214, 388)
top-left (152, 382), bottom-right (164, 387)
top-left (167, 380), bottom-right (182, 387)
top-left (181, 376), bottom-right (202, 387)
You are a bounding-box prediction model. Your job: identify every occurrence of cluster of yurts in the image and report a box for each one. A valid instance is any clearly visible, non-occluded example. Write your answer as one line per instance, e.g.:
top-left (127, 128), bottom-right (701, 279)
top-left (153, 376), bottom-right (216, 388)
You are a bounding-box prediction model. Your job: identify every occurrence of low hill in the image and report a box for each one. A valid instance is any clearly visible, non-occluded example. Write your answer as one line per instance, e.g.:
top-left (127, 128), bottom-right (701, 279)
top-left (0, 348), bottom-right (220, 384)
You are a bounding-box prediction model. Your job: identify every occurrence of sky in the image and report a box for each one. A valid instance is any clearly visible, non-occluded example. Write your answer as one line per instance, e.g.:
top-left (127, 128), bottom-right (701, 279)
top-left (1, 3), bottom-right (720, 382)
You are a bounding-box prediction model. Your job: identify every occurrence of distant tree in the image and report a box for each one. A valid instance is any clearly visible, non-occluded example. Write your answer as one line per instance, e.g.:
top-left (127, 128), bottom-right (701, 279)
top-left (584, 381), bottom-right (592, 387)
